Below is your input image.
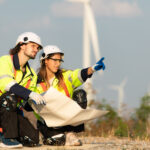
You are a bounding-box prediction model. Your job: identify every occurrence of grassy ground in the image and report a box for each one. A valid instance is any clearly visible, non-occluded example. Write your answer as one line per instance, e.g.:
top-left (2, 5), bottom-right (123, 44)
top-left (1, 136), bottom-right (150, 150)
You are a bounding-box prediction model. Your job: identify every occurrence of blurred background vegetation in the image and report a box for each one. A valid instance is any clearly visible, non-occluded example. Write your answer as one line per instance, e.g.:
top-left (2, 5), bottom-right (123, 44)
top-left (82, 94), bottom-right (150, 140)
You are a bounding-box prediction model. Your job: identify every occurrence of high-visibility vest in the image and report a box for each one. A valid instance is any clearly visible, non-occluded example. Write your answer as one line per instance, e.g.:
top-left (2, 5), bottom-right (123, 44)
top-left (0, 55), bottom-right (38, 96)
top-left (37, 69), bottom-right (84, 98)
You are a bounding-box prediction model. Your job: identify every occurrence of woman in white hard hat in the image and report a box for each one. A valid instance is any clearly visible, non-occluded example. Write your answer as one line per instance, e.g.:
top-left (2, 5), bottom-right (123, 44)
top-left (36, 45), bottom-right (105, 146)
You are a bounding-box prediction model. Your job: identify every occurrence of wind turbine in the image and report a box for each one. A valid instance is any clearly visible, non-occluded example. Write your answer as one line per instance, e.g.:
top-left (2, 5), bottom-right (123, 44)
top-left (109, 78), bottom-right (127, 117)
top-left (67, 0), bottom-right (102, 104)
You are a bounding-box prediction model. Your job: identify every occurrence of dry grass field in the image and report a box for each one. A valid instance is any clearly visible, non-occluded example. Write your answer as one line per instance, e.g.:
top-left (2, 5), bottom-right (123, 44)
top-left (1, 136), bottom-right (150, 150)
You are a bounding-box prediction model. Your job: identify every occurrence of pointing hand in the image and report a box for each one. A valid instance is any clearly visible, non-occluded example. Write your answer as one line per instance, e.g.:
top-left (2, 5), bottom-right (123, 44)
top-left (92, 57), bottom-right (105, 72)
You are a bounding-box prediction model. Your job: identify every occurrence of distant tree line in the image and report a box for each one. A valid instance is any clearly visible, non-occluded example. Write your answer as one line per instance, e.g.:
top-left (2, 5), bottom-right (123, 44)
top-left (84, 94), bottom-right (150, 139)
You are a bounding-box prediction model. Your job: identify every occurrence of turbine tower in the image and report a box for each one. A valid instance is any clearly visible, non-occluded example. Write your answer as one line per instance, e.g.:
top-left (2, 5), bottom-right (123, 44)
top-left (109, 78), bottom-right (127, 117)
top-left (67, 0), bottom-right (102, 104)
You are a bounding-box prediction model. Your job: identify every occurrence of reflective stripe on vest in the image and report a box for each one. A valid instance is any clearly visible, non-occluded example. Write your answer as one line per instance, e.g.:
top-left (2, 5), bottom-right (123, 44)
top-left (40, 82), bottom-right (47, 92)
top-left (0, 75), bottom-right (13, 80)
top-left (40, 80), bottom-right (70, 97)
top-left (62, 81), bottom-right (70, 97)
top-left (0, 128), bottom-right (3, 133)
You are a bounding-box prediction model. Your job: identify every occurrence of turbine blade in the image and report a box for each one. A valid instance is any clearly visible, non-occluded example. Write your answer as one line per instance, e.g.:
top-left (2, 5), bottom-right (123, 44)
top-left (85, 3), bottom-right (103, 76)
top-left (85, 3), bottom-right (101, 61)
top-left (83, 4), bottom-right (90, 68)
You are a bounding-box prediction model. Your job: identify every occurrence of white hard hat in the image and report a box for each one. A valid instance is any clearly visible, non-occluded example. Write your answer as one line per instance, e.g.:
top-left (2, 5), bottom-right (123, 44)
top-left (16, 32), bottom-right (42, 49)
top-left (41, 45), bottom-right (64, 60)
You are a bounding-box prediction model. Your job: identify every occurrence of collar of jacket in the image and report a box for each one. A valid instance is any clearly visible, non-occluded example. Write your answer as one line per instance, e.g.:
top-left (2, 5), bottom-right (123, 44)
top-left (12, 53), bottom-right (33, 76)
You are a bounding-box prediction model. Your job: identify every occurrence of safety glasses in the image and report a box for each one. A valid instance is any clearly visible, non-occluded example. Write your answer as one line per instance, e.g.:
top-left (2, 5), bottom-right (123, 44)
top-left (48, 57), bottom-right (64, 63)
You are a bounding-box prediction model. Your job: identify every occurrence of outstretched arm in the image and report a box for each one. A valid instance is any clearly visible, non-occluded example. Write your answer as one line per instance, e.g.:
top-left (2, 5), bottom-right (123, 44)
top-left (81, 57), bottom-right (105, 81)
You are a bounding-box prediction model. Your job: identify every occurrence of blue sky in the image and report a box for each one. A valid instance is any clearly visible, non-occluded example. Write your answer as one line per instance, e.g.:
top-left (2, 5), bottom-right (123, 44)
top-left (0, 0), bottom-right (150, 109)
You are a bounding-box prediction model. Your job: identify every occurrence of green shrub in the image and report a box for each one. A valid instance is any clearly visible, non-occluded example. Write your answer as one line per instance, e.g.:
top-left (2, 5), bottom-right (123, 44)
top-left (84, 95), bottom-right (150, 139)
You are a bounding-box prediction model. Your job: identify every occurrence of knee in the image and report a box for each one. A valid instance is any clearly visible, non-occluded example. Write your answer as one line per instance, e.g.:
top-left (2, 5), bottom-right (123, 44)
top-left (72, 89), bottom-right (87, 109)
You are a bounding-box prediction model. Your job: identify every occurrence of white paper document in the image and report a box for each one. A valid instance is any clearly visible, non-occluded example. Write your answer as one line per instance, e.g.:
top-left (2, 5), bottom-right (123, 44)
top-left (29, 87), bottom-right (108, 127)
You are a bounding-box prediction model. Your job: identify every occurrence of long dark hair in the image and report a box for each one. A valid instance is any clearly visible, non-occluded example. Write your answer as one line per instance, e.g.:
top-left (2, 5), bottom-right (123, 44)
top-left (38, 53), bottom-right (65, 89)
top-left (9, 43), bottom-right (24, 55)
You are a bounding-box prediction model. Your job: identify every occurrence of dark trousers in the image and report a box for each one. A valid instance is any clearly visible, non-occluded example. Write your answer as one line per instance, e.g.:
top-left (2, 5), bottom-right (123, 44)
top-left (60, 124), bottom-right (85, 133)
top-left (0, 107), bottom-right (39, 143)
top-left (37, 120), bottom-right (84, 139)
